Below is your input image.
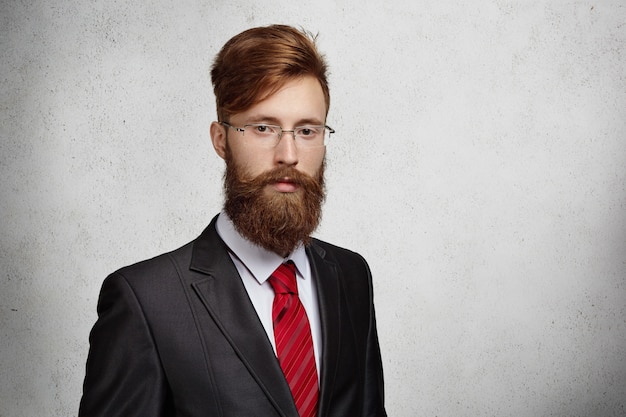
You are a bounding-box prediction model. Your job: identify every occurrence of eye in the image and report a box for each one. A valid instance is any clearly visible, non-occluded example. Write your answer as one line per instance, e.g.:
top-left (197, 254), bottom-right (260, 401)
top-left (297, 126), bottom-right (321, 137)
top-left (254, 124), bottom-right (272, 134)
top-left (245, 124), bottom-right (278, 137)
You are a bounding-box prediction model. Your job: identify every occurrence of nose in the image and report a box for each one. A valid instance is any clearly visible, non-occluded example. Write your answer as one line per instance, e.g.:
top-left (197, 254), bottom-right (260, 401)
top-left (273, 131), bottom-right (299, 166)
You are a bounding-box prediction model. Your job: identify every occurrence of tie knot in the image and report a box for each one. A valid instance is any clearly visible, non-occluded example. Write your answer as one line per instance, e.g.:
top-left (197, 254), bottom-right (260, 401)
top-left (269, 261), bottom-right (297, 295)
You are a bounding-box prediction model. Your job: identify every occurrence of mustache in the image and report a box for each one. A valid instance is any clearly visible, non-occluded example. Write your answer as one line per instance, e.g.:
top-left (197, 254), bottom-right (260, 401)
top-left (233, 165), bottom-right (320, 189)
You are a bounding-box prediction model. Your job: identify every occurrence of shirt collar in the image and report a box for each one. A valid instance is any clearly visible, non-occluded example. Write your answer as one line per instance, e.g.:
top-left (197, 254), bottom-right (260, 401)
top-left (215, 212), bottom-right (309, 284)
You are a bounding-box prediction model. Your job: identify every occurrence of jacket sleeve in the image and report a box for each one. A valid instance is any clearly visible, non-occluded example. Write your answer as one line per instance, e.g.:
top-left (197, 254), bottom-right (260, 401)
top-left (78, 272), bottom-right (172, 416)
top-left (362, 257), bottom-right (387, 417)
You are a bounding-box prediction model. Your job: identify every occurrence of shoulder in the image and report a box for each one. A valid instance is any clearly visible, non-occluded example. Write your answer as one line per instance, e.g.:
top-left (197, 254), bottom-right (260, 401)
top-left (100, 236), bottom-right (207, 311)
top-left (96, 239), bottom-right (202, 320)
top-left (309, 238), bottom-right (372, 279)
top-left (109, 215), bottom-right (223, 286)
top-left (310, 237), bottom-right (368, 261)
top-left (111, 241), bottom-right (194, 284)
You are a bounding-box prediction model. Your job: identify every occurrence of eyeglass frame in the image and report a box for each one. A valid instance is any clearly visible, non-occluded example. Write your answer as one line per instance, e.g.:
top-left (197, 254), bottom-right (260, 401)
top-left (219, 121), bottom-right (335, 147)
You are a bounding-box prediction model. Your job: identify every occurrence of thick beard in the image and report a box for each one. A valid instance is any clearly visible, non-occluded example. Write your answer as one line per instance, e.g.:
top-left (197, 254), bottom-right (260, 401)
top-left (223, 148), bottom-right (326, 256)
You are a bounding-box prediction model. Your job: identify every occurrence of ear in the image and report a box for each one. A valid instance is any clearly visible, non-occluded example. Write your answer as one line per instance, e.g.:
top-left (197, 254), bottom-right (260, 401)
top-left (210, 121), bottom-right (227, 160)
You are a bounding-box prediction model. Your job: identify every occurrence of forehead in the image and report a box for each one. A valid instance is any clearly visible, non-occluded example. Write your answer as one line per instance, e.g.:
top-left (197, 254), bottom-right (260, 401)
top-left (230, 76), bottom-right (327, 124)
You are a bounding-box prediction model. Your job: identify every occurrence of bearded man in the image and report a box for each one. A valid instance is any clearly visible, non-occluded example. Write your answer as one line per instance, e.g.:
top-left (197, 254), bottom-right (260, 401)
top-left (79, 25), bottom-right (387, 417)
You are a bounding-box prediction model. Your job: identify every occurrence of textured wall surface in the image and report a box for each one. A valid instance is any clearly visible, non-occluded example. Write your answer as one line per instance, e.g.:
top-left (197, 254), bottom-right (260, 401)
top-left (1, 1), bottom-right (625, 416)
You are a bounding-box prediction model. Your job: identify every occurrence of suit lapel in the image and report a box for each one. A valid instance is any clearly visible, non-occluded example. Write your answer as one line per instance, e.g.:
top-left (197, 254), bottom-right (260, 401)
top-left (307, 242), bottom-right (341, 417)
top-left (188, 217), bottom-right (297, 417)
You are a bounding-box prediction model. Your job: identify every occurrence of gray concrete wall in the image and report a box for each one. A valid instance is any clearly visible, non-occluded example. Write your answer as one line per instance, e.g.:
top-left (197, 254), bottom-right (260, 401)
top-left (1, 1), bottom-right (625, 416)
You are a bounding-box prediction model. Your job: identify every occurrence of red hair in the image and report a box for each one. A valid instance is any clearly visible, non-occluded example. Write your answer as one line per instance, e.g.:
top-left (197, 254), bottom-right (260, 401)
top-left (211, 25), bottom-right (330, 122)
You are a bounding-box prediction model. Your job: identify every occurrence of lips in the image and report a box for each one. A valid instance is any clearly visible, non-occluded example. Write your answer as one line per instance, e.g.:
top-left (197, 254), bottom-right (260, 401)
top-left (273, 177), bottom-right (299, 192)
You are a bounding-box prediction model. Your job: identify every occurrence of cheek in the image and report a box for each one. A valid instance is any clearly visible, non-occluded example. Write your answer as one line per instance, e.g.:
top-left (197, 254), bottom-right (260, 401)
top-left (228, 144), bottom-right (272, 176)
top-left (300, 147), bottom-right (326, 175)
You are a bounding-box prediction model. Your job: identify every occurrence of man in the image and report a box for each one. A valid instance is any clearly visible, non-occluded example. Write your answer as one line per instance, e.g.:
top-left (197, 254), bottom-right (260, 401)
top-left (79, 24), bottom-right (386, 417)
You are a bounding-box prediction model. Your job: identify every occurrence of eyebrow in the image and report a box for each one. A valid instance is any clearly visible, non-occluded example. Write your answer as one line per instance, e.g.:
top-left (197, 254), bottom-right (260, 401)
top-left (245, 115), bottom-right (325, 126)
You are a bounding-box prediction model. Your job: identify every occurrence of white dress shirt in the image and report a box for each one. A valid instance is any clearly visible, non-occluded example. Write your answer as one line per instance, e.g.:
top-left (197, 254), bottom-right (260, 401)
top-left (215, 212), bottom-right (322, 376)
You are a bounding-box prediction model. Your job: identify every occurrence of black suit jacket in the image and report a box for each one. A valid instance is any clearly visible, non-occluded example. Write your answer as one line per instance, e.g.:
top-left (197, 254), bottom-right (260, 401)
top-left (79, 216), bottom-right (386, 416)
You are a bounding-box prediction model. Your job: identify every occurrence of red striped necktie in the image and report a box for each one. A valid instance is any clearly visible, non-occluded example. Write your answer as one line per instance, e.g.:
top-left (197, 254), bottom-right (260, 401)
top-left (268, 261), bottom-right (319, 417)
